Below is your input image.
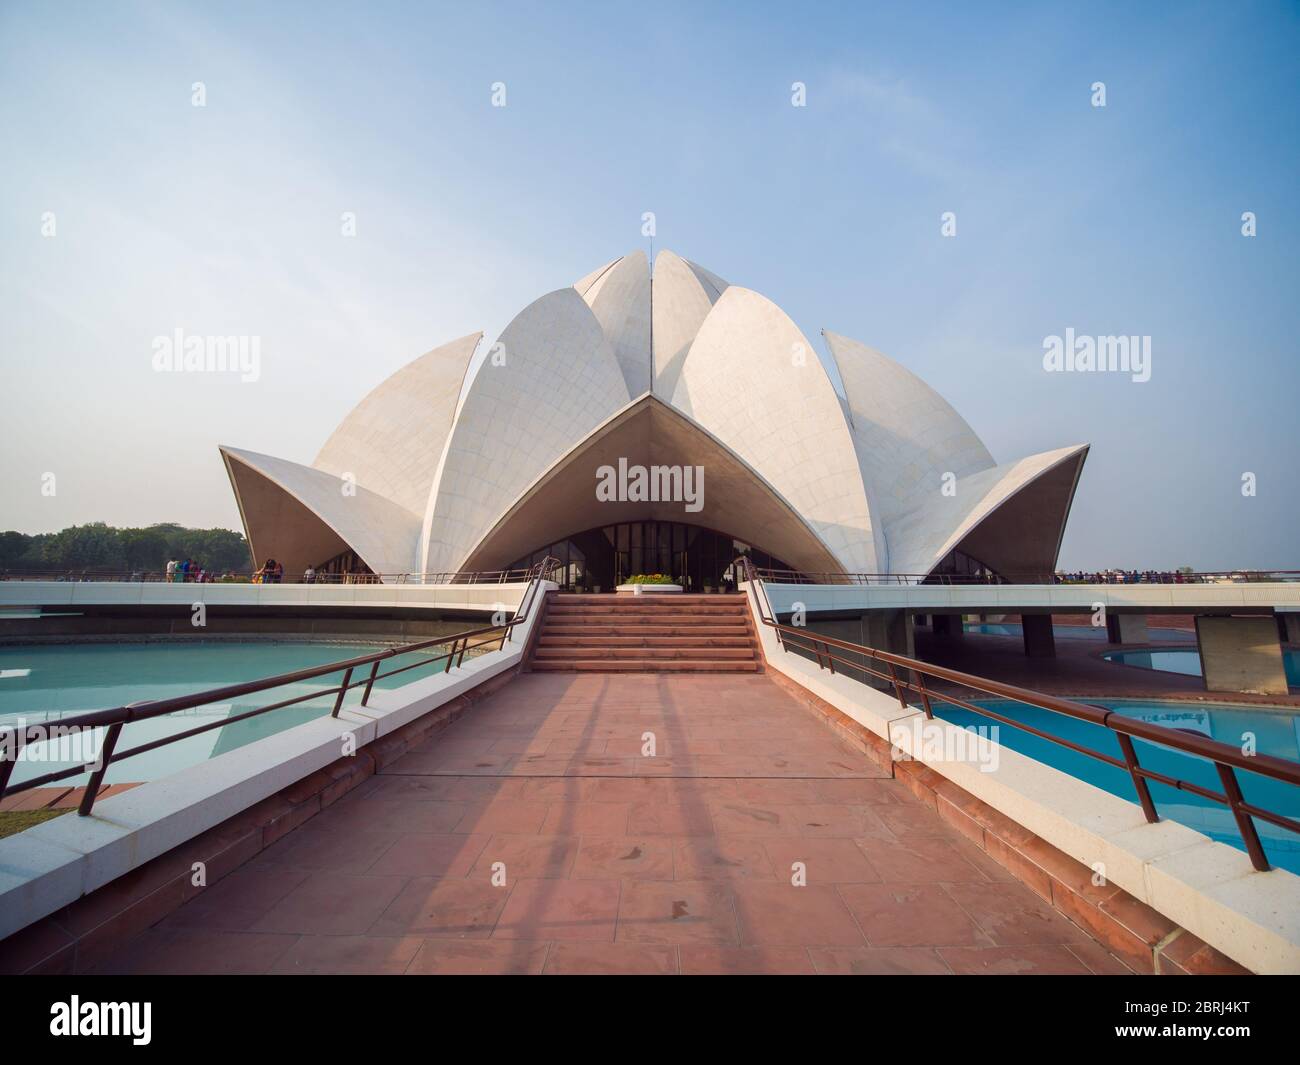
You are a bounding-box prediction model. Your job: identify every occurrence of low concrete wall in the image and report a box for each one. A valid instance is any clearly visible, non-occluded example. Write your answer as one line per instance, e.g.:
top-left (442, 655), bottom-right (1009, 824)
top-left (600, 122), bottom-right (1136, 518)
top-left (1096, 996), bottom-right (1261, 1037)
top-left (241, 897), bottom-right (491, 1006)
top-left (0, 580), bottom-right (529, 615)
top-left (760, 580), bottom-right (1300, 618)
top-left (0, 582), bottom-right (554, 946)
top-left (742, 581), bottom-right (1300, 975)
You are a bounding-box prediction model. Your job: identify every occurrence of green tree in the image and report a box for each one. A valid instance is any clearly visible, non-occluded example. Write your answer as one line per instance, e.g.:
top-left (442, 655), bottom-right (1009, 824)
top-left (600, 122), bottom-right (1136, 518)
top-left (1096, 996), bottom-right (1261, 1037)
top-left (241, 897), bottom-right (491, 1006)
top-left (0, 522), bottom-right (250, 574)
top-left (40, 523), bottom-right (126, 570)
top-left (0, 531), bottom-right (33, 569)
top-left (119, 527), bottom-right (170, 570)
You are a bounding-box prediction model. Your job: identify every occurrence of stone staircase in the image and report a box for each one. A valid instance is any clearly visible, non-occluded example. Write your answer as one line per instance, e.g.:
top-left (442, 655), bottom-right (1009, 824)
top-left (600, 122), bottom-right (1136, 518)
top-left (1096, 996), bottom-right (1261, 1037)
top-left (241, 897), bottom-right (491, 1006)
top-left (527, 593), bottom-right (762, 672)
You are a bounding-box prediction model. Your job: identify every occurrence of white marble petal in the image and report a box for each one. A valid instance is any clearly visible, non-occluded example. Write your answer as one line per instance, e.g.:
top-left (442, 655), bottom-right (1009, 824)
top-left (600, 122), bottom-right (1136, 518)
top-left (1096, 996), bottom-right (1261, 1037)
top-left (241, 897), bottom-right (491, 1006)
top-left (823, 329), bottom-right (994, 570)
top-left (313, 332), bottom-right (481, 515)
top-left (578, 251), bottom-right (651, 397)
top-left (419, 287), bottom-right (632, 573)
top-left (669, 287), bottom-right (880, 572)
top-left (651, 249), bottom-right (728, 402)
top-left (220, 445), bottom-right (421, 576)
top-left (886, 444), bottom-right (1090, 576)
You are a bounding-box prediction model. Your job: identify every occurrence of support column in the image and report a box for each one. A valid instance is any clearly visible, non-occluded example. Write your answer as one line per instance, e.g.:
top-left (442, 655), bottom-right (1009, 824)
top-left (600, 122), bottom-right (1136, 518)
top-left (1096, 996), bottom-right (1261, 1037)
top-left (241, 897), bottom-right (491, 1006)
top-left (1022, 613), bottom-right (1056, 658)
top-left (1195, 616), bottom-right (1288, 695)
top-left (1278, 612), bottom-right (1300, 645)
top-left (1105, 613), bottom-right (1149, 644)
top-left (932, 614), bottom-right (962, 638)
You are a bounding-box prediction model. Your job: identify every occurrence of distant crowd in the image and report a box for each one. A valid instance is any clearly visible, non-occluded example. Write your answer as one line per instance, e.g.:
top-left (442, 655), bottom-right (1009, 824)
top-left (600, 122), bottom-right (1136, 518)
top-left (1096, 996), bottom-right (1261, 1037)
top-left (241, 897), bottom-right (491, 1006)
top-left (1056, 569), bottom-right (1202, 584)
top-left (164, 558), bottom-right (237, 583)
top-left (251, 560), bottom-right (321, 583)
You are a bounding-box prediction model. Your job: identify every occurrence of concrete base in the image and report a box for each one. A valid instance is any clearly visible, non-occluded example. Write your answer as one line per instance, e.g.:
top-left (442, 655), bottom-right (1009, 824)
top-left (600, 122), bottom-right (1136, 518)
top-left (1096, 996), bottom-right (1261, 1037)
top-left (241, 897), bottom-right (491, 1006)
top-left (1278, 612), bottom-right (1300, 645)
top-left (799, 611), bottom-right (914, 688)
top-left (1106, 612), bottom-right (1149, 644)
top-left (1196, 616), bottom-right (1289, 696)
top-left (1021, 613), bottom-right (1056, 658)
top-left (931, 614), bottom-right (963, 638)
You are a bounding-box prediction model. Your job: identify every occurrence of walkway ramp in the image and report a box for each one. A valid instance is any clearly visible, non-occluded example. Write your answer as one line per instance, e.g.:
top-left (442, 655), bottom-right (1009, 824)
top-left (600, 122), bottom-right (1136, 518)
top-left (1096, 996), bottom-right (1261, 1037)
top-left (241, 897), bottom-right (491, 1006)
top-left (91, 673), bottom-right (1130, 975)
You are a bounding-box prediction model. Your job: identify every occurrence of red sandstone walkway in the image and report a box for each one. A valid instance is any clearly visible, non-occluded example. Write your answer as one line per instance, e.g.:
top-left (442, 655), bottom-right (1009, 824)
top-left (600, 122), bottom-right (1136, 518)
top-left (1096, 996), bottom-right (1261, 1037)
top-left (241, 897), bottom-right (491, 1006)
top-left (95, 673), bottom-right (1131, 974)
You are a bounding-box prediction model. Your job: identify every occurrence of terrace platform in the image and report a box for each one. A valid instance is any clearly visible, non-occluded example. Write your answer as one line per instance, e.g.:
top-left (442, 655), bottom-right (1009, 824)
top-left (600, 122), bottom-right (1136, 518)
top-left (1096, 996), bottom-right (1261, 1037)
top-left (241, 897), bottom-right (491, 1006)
top-left (90, 673), bottom-right (1129, 975)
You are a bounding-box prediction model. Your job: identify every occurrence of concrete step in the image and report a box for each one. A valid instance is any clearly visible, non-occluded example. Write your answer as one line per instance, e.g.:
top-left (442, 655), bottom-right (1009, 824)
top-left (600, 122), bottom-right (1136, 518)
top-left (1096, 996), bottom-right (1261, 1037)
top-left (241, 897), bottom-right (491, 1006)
top-left (543, 616), bottom-right (751, 626)
top-left (534, 646), bottom-right (756, 660)
top-left (530, 659), bottom-right (762, 673)
top-left (558, 594), bottom-right (745, 605)
top-left (528, 591), bottom-right (760, 674)
top-left (542, 624), bottom-right (753, 637)
top-left (537, 635), bottom-right (753, 648)
top-left (547, 606), bottom-right (747, 617)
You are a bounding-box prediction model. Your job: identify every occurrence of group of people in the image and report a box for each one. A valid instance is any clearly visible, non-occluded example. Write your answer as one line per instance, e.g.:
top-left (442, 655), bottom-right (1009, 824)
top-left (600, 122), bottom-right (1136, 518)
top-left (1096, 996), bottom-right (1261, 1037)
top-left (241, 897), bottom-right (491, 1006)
top-left (253, 558), bottom-right (285, 583)
top-left (1056, 569), bottom-right (1198, 585)
top-left (164, 558), bottom-right (226, 583)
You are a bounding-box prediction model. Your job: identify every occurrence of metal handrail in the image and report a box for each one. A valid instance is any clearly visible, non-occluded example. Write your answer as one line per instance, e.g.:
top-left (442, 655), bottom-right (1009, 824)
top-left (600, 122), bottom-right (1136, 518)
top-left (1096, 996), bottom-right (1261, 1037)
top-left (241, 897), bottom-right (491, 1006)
top-left (734, 556), bottom-right (1300, 872)
top-left (748, 566), bottom-right (1300, 586)
top-left (0, 558), bottom-right (564, 816)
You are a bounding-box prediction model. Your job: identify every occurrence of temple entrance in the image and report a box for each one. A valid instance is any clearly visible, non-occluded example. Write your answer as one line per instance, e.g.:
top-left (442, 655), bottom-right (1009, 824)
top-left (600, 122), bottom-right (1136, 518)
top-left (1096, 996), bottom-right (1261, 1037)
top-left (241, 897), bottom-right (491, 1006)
top-left (506, 521), bottom-right (799, 592)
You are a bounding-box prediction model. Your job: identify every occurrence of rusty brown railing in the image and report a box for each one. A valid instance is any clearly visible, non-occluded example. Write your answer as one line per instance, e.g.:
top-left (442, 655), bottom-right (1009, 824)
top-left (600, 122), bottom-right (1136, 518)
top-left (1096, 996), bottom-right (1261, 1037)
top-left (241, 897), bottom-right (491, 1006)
top-left (0, 558), bottom-right (563, 817)
top-left (735, 556), bottom-right (1300, 872)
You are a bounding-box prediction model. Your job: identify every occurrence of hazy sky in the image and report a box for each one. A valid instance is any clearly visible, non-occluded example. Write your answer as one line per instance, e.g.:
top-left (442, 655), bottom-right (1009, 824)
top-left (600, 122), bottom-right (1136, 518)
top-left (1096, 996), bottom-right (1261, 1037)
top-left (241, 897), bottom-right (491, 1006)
top-left (1, 0), bottom-right (1297, 570)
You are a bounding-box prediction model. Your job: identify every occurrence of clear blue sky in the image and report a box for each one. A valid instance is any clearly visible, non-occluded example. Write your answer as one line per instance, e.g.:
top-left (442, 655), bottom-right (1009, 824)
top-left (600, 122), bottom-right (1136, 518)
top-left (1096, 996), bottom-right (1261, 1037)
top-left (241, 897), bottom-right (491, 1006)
top-left (1, 0), bottom-right (1297, 570)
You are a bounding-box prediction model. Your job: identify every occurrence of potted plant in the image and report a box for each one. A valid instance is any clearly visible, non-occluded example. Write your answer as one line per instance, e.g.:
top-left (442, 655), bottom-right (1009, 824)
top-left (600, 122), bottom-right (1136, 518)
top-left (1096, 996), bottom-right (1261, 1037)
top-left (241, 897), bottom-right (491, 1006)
top-left (616, 573), bottom-right (684, 595)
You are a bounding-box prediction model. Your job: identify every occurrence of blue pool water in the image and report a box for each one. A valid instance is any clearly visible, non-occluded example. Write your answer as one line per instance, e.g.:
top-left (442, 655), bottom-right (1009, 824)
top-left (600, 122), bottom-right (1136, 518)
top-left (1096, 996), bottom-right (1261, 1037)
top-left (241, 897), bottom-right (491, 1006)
top-left (0, 641), bottom-right (453, 787)
top-left (932, 696), bottom-right (1300, 875)
top-left (1105, 647), bottom-right (1300, 688)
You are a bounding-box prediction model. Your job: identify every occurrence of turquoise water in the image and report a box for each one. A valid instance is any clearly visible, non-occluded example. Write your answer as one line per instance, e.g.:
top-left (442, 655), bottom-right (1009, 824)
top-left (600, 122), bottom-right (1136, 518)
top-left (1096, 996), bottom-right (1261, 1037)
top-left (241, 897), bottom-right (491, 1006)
top-left (0, 641), bottom-right (452, 787)
top-left (1105, 647), bottom-right (1300, 688)
top-left (932, 696), bottom-right (1300, 875)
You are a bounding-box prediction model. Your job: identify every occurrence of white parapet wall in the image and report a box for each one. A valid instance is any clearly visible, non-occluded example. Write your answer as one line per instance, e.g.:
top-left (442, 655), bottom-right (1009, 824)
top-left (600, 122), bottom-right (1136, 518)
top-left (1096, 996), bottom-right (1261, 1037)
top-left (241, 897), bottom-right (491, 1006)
top-left (758, 579), bottom-right (1300, 618)
top-left (742, 581), bottom-right (1300, 975)
top-left (0, 582), bottom-right (556, 941)
top-left (0, 580), bottom-right (530, 614)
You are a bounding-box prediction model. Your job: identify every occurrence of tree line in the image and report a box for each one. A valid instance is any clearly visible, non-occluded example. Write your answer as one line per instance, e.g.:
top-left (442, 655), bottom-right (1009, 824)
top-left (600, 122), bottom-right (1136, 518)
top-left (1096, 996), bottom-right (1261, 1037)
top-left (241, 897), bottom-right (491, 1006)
top-left (0, 522), bottom-right (251, 574)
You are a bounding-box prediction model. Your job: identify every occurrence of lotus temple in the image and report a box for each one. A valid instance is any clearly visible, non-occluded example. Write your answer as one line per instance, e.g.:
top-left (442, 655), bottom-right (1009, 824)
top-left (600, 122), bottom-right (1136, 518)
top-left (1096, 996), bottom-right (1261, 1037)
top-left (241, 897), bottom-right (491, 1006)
top-left (220, 249), bottom-right (1089, 589)
top-left (3, 251), bottom-right (1298, 981)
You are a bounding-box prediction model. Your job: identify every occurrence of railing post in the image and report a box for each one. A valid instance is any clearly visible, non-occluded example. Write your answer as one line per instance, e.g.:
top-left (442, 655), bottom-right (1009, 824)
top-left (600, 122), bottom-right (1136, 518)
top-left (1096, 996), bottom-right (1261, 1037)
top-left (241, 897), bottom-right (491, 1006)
top-left (1115, 732), bottom-right (1159, 823)
top-left (824, 641), bottom-right (836, 675)
top-left (0, 724), bottom-right (20, 797)
top-left (331, 667), bottom-right (354, 718)
top-left (1213, 762), bottom-right (1270, 872)
top-left (79, 721), bottom-right (123, 816)
top-left (915, 672), bottom-right (934, 720)
top-left (360, 659), bottom-right (381, 707)
top-left (887, 663), bottom-right (907, 709)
